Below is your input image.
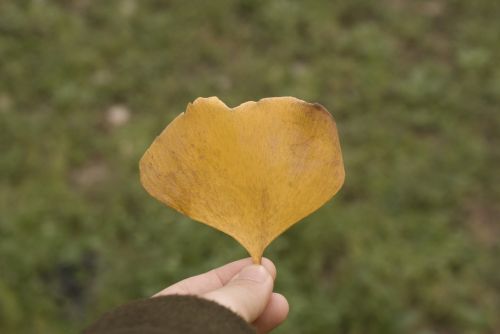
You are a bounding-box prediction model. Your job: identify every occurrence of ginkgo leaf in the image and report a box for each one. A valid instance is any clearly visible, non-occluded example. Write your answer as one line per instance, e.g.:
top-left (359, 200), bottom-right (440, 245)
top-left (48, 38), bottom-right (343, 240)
top-left (140, 97), bottom-right (345, 263)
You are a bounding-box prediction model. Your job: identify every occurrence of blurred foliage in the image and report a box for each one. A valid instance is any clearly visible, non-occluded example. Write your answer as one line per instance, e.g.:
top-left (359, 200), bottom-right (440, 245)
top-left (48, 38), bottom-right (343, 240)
top-left (1, 0), bottom-right (499, 333)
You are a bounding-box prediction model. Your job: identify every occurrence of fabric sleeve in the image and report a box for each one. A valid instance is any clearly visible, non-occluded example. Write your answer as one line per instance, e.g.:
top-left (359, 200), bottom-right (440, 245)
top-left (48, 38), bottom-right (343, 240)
top-left (83, 295), bottom-right (255, 334)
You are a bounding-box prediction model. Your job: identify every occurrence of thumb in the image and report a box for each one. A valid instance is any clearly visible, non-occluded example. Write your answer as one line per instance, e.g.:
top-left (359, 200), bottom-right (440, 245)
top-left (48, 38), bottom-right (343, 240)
top-left (202, 265), bottom-right (274, 322)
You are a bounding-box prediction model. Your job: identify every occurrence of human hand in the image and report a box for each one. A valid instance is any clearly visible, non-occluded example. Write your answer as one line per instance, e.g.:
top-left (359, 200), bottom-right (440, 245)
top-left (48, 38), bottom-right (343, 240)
top-left (154, 258), bottom-right (289, 333)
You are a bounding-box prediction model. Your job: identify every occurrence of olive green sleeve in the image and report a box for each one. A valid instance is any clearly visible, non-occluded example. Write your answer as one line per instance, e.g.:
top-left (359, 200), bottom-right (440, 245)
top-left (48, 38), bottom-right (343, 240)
top-left (83, 295), bottom-right (255, 334)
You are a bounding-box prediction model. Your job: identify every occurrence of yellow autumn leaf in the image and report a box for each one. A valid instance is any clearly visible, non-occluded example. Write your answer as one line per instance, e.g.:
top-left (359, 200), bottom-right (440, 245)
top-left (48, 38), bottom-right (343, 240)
top-left (140, 97), bottom-right (345, 263)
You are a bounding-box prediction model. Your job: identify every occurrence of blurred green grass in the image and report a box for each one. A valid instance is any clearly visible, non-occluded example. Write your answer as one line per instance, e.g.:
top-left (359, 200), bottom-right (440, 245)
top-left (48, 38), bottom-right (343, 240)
top-left (1, 1), bottom-right (499, 333)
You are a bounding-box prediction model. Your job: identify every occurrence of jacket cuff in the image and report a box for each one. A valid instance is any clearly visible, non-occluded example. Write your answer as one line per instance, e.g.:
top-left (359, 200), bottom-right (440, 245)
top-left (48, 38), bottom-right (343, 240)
top-left (83, 295), bottom-right (254, 334)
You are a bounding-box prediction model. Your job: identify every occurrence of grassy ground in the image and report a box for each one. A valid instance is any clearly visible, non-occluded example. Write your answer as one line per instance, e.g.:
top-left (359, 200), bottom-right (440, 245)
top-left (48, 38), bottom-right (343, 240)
top-left (1, 1), bottom-right (499, 333)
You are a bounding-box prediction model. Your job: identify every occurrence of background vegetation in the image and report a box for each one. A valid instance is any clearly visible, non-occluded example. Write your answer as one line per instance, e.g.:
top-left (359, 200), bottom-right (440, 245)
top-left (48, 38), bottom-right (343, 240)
top-left (1, 1), bottom-right (499, 333)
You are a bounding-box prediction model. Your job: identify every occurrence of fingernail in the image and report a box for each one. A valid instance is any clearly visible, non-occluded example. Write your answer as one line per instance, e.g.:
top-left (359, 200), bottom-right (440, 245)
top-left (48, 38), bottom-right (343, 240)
top-left (235, 265), bottom-right (269, 283)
